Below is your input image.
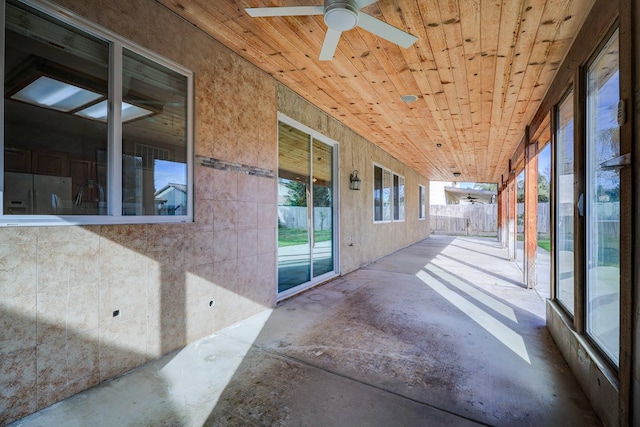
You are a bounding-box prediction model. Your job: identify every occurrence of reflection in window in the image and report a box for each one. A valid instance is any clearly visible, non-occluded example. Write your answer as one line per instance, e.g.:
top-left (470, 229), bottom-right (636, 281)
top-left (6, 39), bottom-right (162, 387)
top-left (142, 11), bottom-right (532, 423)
top-left (122, 49), bottom-right (188, 216)
top-left (556, 92), bottom-right (575, 314)
top-left (382, 169), bottom-right (391, 221)
top-left (373, 164), bottom-right (393, 222)
top-left (2, 0), bottom-right (192, 223)
top-left (312, 140), bottom-right (333, 278)
top-left (374, 165), bottom-right (383, 221)
top-left (277, 119), bottom-right (336, 294)
top-left (374, 165), bottom-right (407, 223)
top-left (393, 174), bottom-right (405, 221)
top-left (586, 30), bottom-right (620, 366)
top-left (3, 0), bottom-right (109, 216)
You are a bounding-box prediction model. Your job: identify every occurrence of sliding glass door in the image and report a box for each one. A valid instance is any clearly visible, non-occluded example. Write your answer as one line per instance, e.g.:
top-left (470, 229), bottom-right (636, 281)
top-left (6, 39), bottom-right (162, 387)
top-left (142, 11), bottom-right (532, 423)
top-left (555, 91), bottom-right (575, 314)
top-left (277, 118), bottom-right (337, 297)
top-left (312, 139), bottom-right (334, 278)
top-left (278, 123), bottom-right (311, 290)
top-left (585, 30), bottom-right (620, 366)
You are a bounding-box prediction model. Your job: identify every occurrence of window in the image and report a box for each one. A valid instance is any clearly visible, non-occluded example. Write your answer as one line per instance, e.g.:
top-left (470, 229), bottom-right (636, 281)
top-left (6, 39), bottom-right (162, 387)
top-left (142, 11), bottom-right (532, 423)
top-left (374, 165), bottom-right (383, 221)
top-left (555, 91), bottom-right (575, 315)
top-left (382, 168), bottom-right (391, 221)
top-left (585, 30), bottom-right (620, 366)
top-left (373, 164), bottom-right (403, 223)
top-left (371, 165), bottom-right (412, 223)
top-left (393, 173), bottom-right (405, 221)
top-left (373, 164), bottom-right (391, 222)
top-left (2, 0), bottom-right (193, 225)
top-left (418, 185), bottom-right (426, 219)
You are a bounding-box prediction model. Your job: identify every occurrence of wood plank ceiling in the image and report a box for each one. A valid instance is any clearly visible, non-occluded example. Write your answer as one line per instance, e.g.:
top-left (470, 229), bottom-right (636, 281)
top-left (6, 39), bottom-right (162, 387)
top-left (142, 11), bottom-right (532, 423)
top-left (158, 0), bottom-right (594, 183)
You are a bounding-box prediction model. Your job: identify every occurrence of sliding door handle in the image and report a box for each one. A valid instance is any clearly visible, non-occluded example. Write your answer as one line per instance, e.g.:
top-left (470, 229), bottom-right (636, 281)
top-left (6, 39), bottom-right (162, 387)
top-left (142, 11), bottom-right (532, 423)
top-left (599, 153), bottom-right (630, 170)
top-left (577, 193), bottom-right (584, 217)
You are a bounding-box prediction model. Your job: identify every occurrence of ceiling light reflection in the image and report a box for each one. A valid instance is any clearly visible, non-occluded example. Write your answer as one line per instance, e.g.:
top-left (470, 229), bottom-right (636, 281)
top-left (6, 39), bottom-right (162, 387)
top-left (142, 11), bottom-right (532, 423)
top-left (11, 76), bottom-right (103, 112)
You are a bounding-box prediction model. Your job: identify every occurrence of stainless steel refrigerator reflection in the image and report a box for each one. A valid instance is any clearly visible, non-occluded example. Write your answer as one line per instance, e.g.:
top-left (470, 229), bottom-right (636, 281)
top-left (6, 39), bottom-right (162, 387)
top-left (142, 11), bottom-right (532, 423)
top-left (4, 172), bottom-right (72, 215)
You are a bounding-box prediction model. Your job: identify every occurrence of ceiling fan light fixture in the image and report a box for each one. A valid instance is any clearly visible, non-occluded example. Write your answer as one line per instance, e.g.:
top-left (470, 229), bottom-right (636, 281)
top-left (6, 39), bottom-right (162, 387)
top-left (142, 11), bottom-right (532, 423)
top-left (245, 0), bottom-right (417, 61)
top-left (324, 1), bottom-right (359, 31)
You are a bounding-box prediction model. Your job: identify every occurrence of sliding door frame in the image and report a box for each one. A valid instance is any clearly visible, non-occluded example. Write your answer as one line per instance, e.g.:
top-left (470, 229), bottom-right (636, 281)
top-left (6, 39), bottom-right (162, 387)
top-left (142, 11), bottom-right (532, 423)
top-left (276, 113), bottom-right (340, 301)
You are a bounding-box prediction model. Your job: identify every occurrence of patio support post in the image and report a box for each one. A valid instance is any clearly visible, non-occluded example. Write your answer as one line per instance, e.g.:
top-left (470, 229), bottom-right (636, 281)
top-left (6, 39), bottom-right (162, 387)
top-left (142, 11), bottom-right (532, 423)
top-left (524, 132), bottom-right (538, 290)
top-left (497, 182), bottom-right (503, 246)
top-left (507, 163), bottom-right (517, 261)
top-left (500, 177), bottom-right (509, 248)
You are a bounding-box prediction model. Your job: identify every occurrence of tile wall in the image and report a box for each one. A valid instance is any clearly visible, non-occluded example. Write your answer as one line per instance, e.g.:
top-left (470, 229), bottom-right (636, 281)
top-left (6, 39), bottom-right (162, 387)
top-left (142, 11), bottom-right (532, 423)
top-left (0, 0), bottom-right (430, 424)
top-left (0, 0), bottom-right (277, 424)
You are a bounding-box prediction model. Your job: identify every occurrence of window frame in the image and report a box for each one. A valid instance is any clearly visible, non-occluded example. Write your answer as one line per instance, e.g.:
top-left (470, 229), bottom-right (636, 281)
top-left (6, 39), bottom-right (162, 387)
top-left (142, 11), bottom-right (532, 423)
top-left (583, 27), bottom-right (621, 368)
top-left (372, 164), bottom-right (410, 224)
top-left (553, 88), bottom-right (576, 317)
top-left (276, 112), bottom-right (340, 300)
top-left (0, 0), bottom-right (194, 226)
top-left (373, 163), bottom-right (404, 224)
top-left (393, 172), bottom-right (405, 222)
top-left (418, 184), bottom-right (426, 220)
top-left (373, 163), bottom-right (390, 223)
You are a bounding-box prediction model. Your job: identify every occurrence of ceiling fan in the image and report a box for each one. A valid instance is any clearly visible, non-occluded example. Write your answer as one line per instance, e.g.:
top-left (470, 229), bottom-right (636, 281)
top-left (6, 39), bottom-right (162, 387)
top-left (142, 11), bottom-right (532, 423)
top-left (245, 0), bottom-right (418, 61)
top-left (466, 194), bottom-right (483, 204)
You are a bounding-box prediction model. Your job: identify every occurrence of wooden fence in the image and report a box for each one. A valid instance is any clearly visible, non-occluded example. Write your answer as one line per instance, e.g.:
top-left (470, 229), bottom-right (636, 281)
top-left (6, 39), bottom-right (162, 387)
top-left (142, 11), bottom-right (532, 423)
top-left (278, 206), bottom-right (332, 231)
top-left (430, 204), bottom-right (498, 236)
top-left (430, 203), bottom-right (552, 236)
top-left (517, 203), bottom-right (550, 233)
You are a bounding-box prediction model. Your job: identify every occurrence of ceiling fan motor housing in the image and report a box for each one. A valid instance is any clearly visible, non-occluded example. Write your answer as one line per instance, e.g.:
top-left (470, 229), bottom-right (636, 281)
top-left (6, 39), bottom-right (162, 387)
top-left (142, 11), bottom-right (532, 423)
top-left (324, 0), bottom-right (359, 31)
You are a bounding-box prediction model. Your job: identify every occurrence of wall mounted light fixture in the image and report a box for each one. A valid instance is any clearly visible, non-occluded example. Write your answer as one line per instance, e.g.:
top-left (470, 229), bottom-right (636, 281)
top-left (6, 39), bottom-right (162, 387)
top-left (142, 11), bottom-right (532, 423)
top-left (349, 170), bottom-right (361, 190)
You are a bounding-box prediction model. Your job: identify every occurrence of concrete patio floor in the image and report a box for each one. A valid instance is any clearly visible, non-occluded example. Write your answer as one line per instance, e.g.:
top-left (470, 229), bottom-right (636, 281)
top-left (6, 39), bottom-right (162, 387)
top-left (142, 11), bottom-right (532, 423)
top-left (10, 236), bottom-right (600, 426)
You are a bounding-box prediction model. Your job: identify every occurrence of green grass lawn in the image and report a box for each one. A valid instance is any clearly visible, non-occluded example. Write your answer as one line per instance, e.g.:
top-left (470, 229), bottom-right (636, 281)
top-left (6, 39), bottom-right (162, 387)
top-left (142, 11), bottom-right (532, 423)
top-left (537, 237), bottom-right (550, 252)
top-left (278, 228), bottom-right (332, 247)
top-left (517, 233), bottom-right (550, 251)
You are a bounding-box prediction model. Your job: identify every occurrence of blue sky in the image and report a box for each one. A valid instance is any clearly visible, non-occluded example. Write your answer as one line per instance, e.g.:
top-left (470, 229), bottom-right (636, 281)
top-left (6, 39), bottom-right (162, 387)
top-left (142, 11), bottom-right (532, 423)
top-left (457, 143), bottom-right (551, 189)
top-left (154, 160), bottom-right (187, 191)
top-left (538, 144), bottom-right (551, 178)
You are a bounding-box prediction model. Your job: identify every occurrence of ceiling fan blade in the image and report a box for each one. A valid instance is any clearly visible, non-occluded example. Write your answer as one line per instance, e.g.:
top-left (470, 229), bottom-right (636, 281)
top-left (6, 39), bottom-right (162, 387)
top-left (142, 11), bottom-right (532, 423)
top-left (357, 13), bottom-right (418, 48)
top-left (245, 6), bottom-right (323, 17)
top-left (356, 0), bottom-right (379, 8)
top-left (319, 28), bottom-right (342, 61)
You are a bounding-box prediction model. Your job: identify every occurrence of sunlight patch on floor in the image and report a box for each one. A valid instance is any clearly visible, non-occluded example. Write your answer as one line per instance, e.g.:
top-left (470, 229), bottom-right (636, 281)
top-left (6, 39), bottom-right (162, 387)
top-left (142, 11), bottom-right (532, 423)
top-left (157, 308), bottom-right (274, 426)
top-left (425, 262), bottom-right (518, 323)
top-left (433, 249), bottom-right (545, 320)
top-left (416, 270), bottom-right (531, 364)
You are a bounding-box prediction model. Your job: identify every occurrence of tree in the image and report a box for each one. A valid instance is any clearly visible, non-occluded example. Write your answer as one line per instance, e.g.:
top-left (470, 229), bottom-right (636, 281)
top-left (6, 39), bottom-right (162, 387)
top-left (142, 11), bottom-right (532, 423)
top-left (473, 183), bottom-right (497, 191)
top-left (537, 174), bottom-right (550, 203)
top-left (284, 180), bottom-right (307, 206)
top-left (283, 180), bottom-right (332, 207)
top-left (313, 184), bottom-right (332, 207)
top-left (516, 173), bottom-right (550, 203)
top-left (517, 174), bottom-right (525, 203)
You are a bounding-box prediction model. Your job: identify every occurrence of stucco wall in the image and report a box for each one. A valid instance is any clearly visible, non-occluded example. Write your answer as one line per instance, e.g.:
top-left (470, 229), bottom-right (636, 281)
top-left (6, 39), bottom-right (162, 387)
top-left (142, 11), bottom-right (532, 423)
top-left (1, 1), bottom-right (431, 424)
top-left (0, 1), bottom-right (278, 424)
top-left (277, 85), bottom-right (431, 275)
top-left (546, 301), bottom-right (619, 427)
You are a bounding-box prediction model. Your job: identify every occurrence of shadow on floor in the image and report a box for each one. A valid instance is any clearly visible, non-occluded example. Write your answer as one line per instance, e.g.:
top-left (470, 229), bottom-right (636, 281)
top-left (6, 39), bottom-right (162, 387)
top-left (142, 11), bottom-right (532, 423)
top-left (203, 236), bottom-right (599, 426)
top-left (12, 236), bottom-right (601, 427)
